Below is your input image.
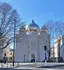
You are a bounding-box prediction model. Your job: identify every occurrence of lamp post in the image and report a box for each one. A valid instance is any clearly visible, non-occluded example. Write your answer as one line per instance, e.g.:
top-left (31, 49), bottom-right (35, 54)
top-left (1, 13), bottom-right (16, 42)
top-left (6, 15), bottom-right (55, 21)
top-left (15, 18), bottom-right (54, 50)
top-left (13, 19), bottom-right (16, 66)
top-left (44, 46), bottom-right (47, 62)
top-left (24, 54), bottom-right (25, 63)
top-left (58, 39), bottom-right (60, 62)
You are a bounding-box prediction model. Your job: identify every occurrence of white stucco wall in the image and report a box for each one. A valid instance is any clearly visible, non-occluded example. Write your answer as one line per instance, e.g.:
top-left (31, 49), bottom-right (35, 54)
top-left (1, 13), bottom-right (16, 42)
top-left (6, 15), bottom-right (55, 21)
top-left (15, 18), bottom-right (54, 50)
top-left (15, 30), bottom-right (50, 62)
top-left (54, 35), bottom-right (64, 61)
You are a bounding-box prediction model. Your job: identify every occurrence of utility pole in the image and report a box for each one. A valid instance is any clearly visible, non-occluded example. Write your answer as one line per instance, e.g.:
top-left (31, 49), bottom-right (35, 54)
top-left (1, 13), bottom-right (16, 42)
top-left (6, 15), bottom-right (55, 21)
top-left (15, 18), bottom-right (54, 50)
top-left (49, 34), bottom-right (50, 60)
top-left (13, 19), bottom-right (16, 66)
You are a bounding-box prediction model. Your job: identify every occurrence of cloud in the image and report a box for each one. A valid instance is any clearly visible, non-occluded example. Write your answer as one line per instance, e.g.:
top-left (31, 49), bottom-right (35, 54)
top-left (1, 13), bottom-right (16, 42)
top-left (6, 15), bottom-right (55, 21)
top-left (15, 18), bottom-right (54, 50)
top-left (45, 12), bottom-right (53, 16)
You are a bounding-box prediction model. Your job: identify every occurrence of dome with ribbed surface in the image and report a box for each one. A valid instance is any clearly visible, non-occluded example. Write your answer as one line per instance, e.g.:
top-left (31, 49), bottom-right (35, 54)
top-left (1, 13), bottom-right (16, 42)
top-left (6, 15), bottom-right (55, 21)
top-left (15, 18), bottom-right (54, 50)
top-left (28, 20), bottom-right (39, 30)
top-left (41, 26), bottom-right (48, 31)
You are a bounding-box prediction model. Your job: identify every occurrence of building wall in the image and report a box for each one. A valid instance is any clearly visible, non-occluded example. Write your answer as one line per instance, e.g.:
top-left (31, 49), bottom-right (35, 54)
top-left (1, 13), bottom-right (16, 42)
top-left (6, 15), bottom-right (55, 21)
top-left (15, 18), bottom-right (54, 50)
top-left (15, 30), bottom-right (50, 62)
top-left (3, 47), bottom-right (13, 62)
top-left (60, 35), bottom-right (64, 61)
top-left (53, 35), bottom-right (64, 61)
top-left (0, 37), bottom-right (13, 62)
top-left (0, 38), bottom-right (8, 60)
top-left (54, 43), bottom-right (58, 57)
top-left (60, 45), bottom-right (64, 60)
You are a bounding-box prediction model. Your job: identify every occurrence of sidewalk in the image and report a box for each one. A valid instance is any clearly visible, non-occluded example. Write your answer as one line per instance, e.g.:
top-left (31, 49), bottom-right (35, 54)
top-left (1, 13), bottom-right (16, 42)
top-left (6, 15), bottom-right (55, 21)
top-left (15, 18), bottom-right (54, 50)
top-left (0, 62), bottom-right (64, 68)
top-left (37, 62), bottom-right (64, 68)
top-left (14, 62), bottom-right (64, 68)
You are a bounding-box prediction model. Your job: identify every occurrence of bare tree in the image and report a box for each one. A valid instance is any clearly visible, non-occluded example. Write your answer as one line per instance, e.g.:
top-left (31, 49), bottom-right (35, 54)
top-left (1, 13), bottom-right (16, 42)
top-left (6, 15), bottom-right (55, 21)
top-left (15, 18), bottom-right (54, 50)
top-left (43, 20), bottom-right (55, 43)
top-left (42, 20), bottom-right (56, 59)
top-left (43, 20), bottom-right (64, 45)
top-left (0, 3), bottom-right (22, 49)
top-left (54, 21), bottom-right (64, 59)
top-left (55, 21), bottom-right (64, 38)
top-left (43, 20), bottom-right (64, 61)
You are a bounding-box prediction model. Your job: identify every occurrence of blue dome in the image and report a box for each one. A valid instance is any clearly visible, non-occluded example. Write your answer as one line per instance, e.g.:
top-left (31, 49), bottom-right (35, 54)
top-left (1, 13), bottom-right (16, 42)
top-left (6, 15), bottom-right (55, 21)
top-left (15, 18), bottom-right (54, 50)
top-left (28, 20), bottom-right (39, 30)
top-left (41, 26), bottom-right (48, 31)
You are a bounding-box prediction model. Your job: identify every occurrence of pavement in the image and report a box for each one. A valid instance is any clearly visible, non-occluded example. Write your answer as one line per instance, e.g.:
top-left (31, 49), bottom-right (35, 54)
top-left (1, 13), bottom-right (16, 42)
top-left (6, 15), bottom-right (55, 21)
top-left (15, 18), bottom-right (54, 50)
top-left (0, 62), bottom-right (64, 69)
top-left (38, 63), bottom-right (64, 68)
top-left (14, 62), bottom-right (64, 70)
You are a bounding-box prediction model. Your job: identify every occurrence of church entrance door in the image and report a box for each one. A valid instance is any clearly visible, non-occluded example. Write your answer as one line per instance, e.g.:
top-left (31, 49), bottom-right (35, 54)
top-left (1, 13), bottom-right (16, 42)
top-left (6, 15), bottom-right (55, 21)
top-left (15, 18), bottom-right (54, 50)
top-left (31, 53), bottom-right (35, 62)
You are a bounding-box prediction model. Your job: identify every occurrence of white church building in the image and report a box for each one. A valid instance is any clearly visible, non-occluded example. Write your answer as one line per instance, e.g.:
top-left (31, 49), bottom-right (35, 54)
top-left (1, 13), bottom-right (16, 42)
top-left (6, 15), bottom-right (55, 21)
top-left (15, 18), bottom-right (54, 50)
top-left (53, 35), bottom-right (64, 62)
top-left (15, 20), bottom-right (50, 62)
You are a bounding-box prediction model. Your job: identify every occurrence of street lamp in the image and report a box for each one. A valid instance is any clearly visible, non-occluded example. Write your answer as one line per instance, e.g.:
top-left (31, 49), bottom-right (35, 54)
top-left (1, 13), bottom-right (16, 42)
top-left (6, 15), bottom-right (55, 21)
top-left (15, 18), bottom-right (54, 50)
top-left (58, 39), bottom-right (60, 62)
top-left (13, 19), bottom-right (16, 66)
top-left (24, 54), bottom-right (25, 63)
top-left (44, 46), bottom-right (47, 62)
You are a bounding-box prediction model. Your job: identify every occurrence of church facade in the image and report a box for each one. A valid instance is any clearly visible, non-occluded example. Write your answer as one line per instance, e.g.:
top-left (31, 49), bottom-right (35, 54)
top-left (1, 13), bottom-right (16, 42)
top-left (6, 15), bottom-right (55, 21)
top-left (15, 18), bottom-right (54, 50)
top-left (15, 20), bottom-right (50, 62)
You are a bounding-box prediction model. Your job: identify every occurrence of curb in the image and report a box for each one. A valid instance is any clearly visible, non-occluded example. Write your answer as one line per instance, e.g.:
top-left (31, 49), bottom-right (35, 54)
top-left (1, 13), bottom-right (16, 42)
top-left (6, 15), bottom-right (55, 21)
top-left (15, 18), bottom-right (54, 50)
top-left (38, 64), bottom-right (64, 68)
